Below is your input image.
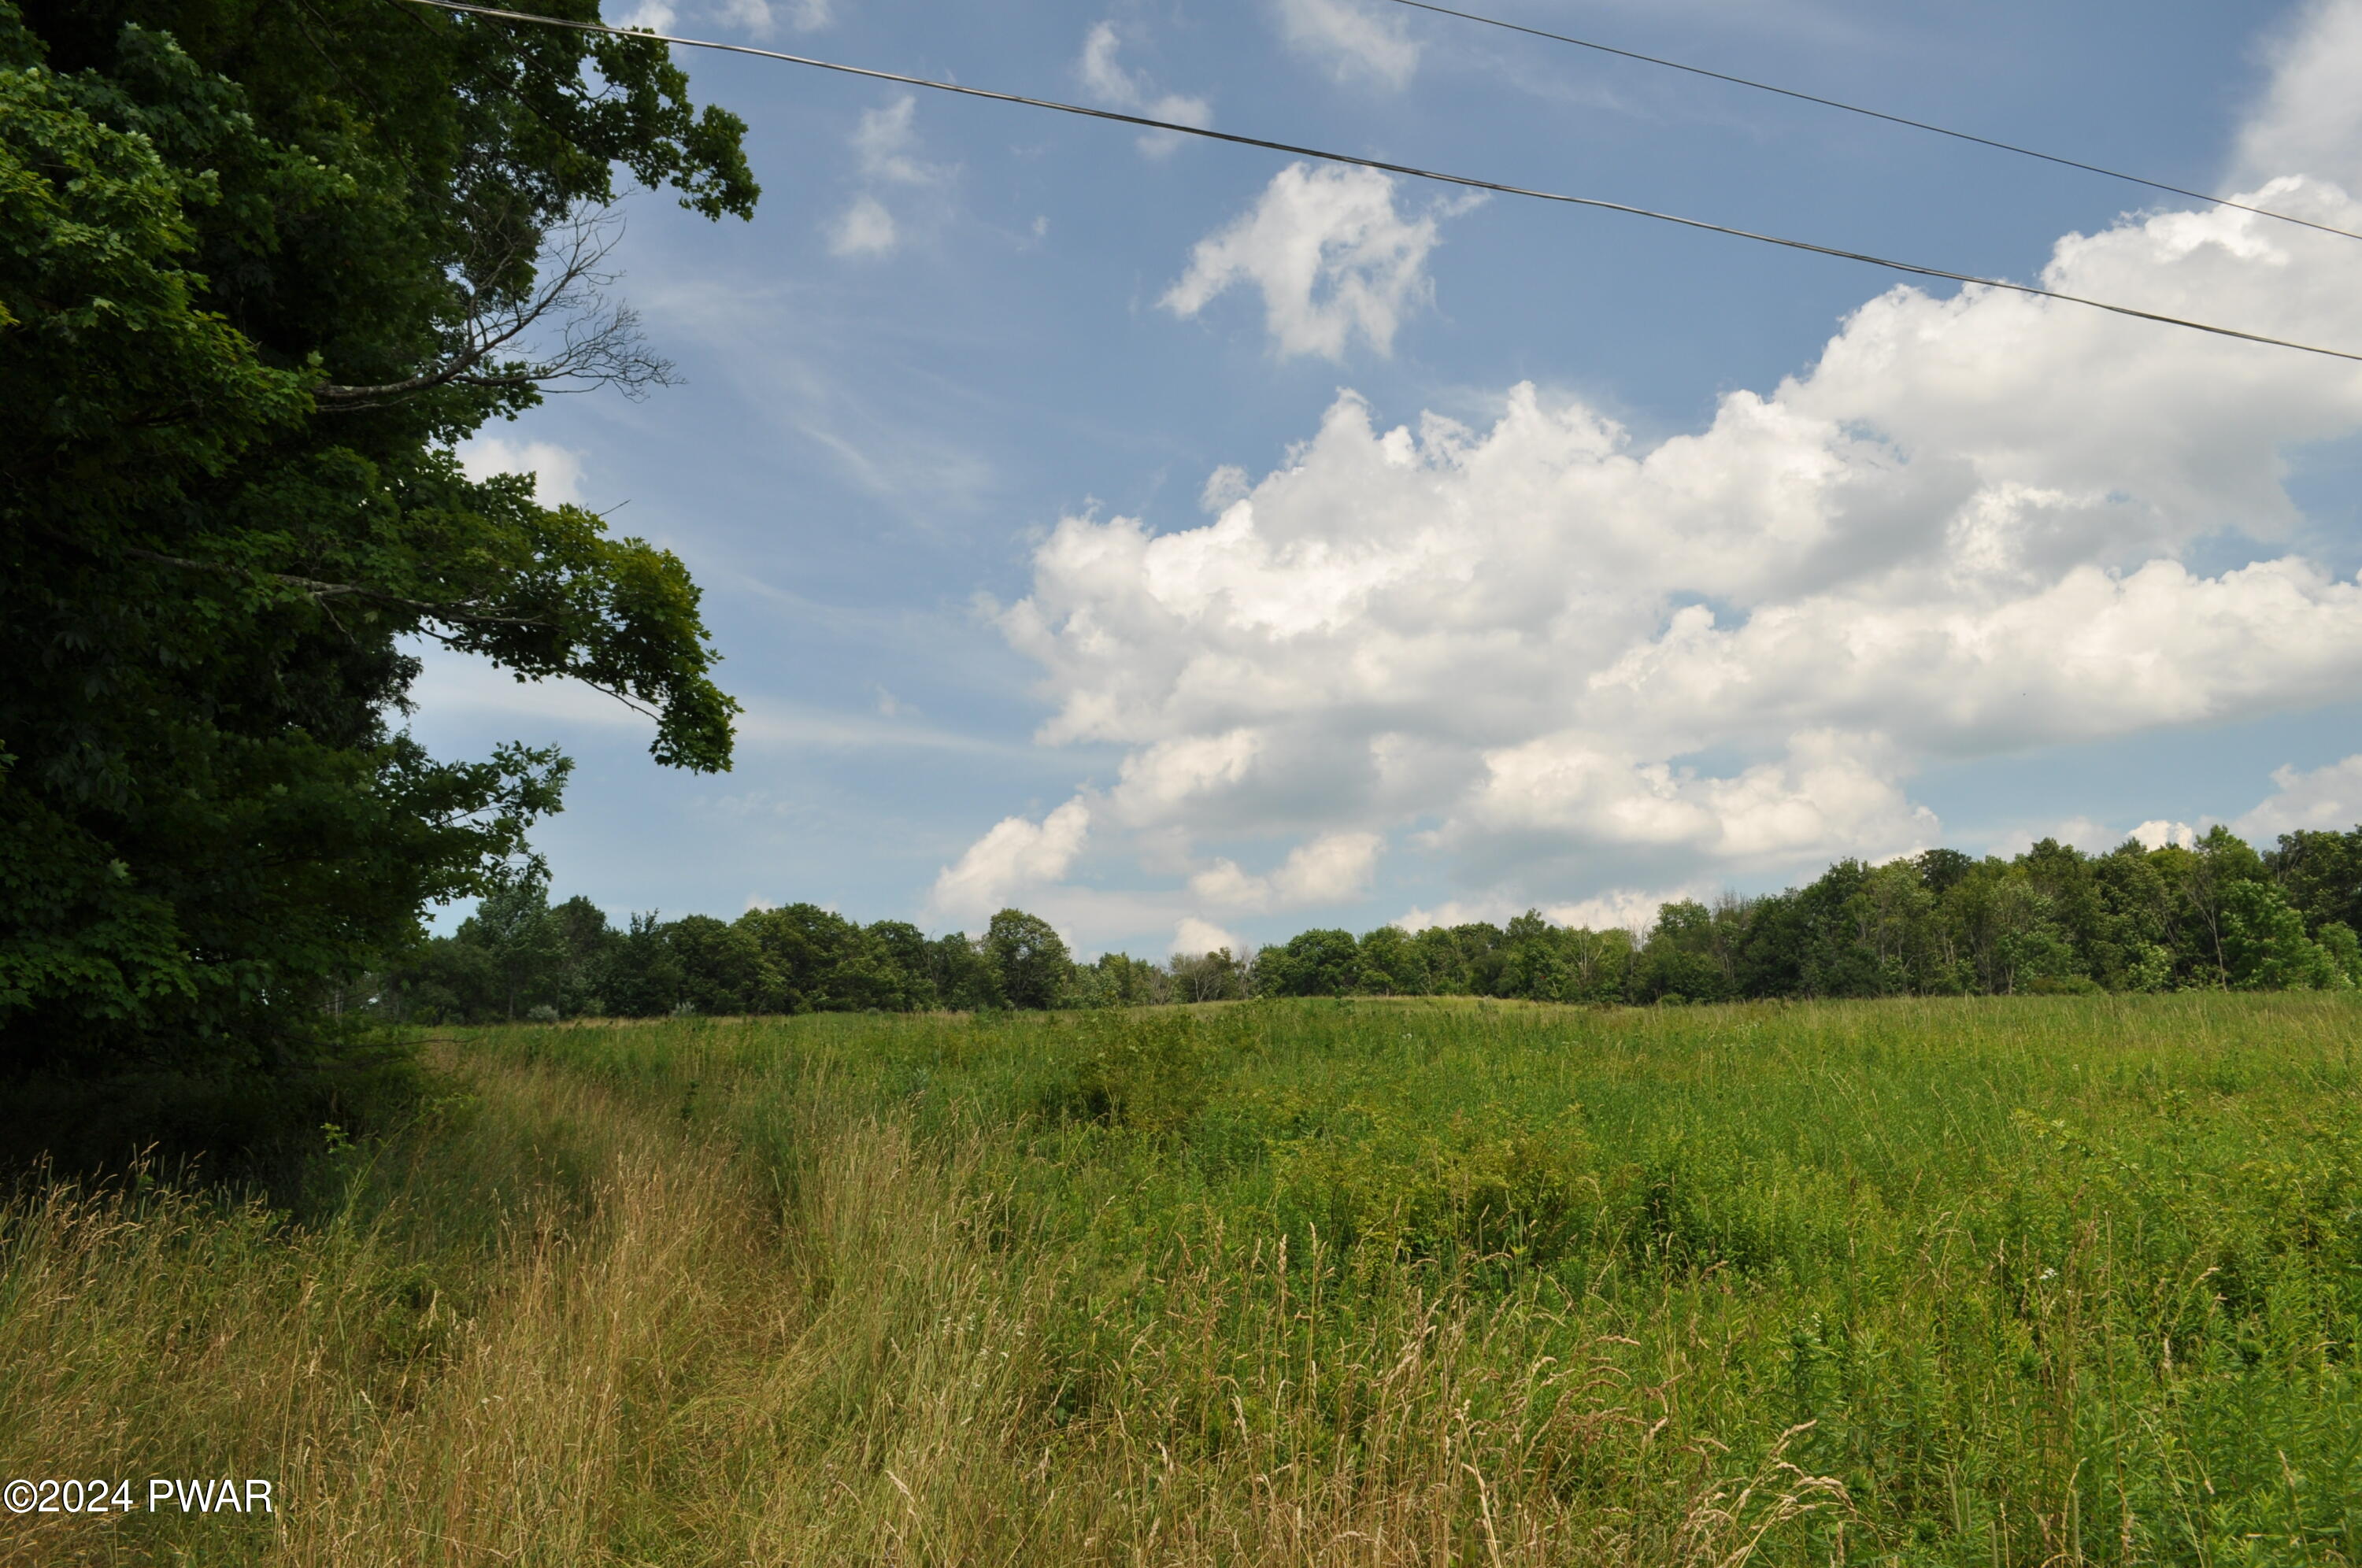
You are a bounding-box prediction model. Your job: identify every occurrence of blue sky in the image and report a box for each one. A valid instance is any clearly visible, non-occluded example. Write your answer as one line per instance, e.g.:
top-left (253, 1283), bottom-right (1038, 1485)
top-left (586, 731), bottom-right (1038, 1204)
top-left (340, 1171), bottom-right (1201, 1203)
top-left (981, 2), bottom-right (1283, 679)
top-left (415, 0), bottom-right (2362, 953)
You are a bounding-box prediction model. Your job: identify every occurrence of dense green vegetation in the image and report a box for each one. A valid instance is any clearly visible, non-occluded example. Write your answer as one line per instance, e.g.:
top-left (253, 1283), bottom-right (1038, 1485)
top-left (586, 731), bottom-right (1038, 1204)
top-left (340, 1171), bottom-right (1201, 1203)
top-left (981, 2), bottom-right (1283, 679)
top-left (8, 993), bottom-right (2360, 1564)
top-left (384, 823), bottom-right (2362, 1024)
top-left (375, 882), bottom-right (1071, 1020)
top-left (0, 0), bottom-right (749, 1159)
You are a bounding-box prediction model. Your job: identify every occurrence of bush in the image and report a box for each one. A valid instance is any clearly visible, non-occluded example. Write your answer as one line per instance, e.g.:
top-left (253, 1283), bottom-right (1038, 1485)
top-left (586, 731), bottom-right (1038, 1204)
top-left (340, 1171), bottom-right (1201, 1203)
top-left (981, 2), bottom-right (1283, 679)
top-left (1053, 1012), bottom-right (1220, 1135)
top-left (1272, 1105), bottom-right (1597, 1267)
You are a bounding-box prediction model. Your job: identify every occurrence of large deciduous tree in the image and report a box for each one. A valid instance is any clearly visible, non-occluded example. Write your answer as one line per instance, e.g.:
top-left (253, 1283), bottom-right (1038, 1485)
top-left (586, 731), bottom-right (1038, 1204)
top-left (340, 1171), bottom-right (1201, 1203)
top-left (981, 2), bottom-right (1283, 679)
top-left (0, 0), bottom-right (755, 1135)
top-left (984, 908), bottom-right (1072, 1011)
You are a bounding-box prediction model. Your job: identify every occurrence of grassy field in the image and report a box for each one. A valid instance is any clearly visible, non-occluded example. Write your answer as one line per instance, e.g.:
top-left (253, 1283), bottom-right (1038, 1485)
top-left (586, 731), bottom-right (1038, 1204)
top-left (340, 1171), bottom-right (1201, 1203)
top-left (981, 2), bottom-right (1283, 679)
top-left (6, 994), bottom-right (2362, 1566)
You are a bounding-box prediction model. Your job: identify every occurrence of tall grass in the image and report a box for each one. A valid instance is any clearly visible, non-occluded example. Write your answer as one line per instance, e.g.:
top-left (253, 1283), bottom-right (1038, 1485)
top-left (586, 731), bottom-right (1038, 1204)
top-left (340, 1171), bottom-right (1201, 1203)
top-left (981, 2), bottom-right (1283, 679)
top-left (5, 994), bottom-right (2360, 1563)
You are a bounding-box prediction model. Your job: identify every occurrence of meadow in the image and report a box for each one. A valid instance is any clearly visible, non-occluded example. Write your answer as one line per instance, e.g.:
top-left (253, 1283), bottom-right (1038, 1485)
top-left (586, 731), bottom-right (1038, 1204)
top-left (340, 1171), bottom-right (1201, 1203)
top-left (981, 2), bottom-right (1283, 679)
top-left (6, 993), bottom-right (2361, 1566)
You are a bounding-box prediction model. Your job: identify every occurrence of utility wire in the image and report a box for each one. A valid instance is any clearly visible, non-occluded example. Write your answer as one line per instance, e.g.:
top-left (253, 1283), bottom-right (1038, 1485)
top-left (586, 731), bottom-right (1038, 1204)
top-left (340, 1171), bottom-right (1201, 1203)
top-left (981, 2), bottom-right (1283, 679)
top-left (401, 0), bottom-right (2362, 365)
top-left (1381, 0), bottom-right (2362, 246)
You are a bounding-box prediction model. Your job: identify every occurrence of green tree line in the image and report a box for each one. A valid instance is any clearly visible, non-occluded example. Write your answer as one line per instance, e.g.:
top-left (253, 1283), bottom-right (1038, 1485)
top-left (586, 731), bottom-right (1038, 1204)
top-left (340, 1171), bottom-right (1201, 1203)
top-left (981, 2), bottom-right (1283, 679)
top-left (375, 886), bottom-right (1078, 1021)
top-left (1260, 826), bottom-right (2361, 1004)
top-left (387, 823), bottom-right (2362, 1022)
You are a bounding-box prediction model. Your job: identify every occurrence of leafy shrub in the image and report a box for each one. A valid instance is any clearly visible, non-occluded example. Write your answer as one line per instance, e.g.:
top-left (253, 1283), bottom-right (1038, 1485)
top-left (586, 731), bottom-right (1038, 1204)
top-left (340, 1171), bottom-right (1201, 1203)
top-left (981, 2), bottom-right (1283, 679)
top-left (1595, 1130), bottom-right (1854, 1279)
top-left (1270, 1105), bottom-right (1597, 1266)
top-left (1053, 1011), bottom-right (1221, 1135)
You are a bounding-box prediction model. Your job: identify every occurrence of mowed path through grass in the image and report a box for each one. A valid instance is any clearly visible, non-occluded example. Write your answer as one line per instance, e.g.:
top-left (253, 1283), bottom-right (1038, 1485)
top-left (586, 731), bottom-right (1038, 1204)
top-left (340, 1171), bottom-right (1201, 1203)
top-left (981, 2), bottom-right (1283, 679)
top-left (6, 994), bottom-right (2361, 1565)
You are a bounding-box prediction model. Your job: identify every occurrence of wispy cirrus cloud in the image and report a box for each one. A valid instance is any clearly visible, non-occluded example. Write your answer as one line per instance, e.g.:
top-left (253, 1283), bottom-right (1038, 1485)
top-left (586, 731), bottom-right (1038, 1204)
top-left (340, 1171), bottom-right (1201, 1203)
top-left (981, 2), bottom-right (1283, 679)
top-left (1076, 20), bottom-right (1212, 157)
top-left (1273, 0), bottom-right (1420, 89)
top-left (827, 95), bottom-right (954, 261)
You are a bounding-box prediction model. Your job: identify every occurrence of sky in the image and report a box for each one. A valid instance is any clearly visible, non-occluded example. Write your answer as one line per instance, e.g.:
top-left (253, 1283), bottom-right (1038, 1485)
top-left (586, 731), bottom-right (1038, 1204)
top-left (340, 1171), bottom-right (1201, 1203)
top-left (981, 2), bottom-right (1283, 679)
top-left (415, 0), bottom-right (2362, 956)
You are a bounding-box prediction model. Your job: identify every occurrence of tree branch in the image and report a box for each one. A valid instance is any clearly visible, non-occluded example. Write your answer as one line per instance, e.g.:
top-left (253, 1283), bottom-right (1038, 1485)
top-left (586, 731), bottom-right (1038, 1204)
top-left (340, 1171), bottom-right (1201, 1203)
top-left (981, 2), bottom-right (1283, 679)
top-left (119, 545), bottom-right (671, 728)
top-left (118, 545), bottom-right (550, 631)
top-left (313, 205), bottom-right (677, 409)
top-left (407, 624), bottom-right (665, 723)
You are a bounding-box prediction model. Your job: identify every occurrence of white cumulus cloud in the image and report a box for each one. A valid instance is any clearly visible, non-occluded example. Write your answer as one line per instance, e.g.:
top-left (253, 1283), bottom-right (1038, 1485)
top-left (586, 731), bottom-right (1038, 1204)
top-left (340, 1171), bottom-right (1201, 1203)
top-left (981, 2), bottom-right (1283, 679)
top-left (613, 0), bottom-right (677, 32)
top-left (1396, 886), bottom-right (1693, 936)
top-left (828, 194), bottom-right (898, 258)
top-left (457, 436), bottom-right (587, 505)
top-left (1451, 730), bottom-right (1935, 879)
top-left (1172, 915), bottom-right (1245, 956)
top-left (1189, 831), bottom-right (1383, 912)
top-left (2234, 756), bottom-right (2362, 841)
top-left (937, 0), bottom-right (2362, 947)
top-left (1163, 163), bottom-right (1453, 359)
top-left (2131, 819), bottom-right (2199, 851)
top-left (928, 799), bottom-right (1092, 922)
top-left (2234, 0), bottom-right (2362, 196)
top-left (1273, 0), bottom-right (1420, 89)
top-left (616, 0), bottom-right (827, 38)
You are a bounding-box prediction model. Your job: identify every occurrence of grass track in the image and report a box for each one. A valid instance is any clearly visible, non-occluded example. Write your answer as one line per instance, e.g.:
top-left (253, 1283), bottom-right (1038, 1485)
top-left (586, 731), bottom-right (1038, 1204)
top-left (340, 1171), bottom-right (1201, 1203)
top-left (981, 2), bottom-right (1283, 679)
top-left (5, 993), bottom-right (2361, 1565)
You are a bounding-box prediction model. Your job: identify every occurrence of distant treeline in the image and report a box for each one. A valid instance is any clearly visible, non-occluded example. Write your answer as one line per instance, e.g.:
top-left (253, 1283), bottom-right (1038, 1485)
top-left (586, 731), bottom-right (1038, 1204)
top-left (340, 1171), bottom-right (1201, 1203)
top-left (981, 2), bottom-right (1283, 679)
top-left (375, 825), bottom-right (2362, 1023)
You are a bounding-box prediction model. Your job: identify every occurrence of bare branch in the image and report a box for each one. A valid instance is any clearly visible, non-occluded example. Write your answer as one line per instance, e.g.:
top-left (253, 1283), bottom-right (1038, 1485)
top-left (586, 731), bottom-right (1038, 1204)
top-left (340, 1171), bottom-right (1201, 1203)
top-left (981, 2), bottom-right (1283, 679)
top-left (313, 205), bottom-right (677, 409)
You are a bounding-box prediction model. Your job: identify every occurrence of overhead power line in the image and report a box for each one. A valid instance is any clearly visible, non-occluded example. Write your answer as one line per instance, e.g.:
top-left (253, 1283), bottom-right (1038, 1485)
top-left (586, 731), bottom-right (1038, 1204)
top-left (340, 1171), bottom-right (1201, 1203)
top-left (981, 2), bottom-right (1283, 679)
top-left (401, 0), bottom-right (2362, 365)
top-left (1380, 0), bottom-right (2362, 246)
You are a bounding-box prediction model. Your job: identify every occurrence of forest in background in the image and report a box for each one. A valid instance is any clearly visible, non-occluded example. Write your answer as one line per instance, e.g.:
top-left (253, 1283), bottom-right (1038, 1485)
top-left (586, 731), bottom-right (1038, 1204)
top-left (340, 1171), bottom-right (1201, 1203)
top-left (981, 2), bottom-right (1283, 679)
top-left (376, 821), bottom-right (2362, 1023)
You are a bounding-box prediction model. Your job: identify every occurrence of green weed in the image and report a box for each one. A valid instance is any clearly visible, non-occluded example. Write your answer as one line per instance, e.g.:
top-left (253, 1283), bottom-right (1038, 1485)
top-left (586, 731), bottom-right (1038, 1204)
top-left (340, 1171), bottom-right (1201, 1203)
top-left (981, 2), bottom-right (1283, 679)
top-left (6, 993), bottom-right (2361, 1564)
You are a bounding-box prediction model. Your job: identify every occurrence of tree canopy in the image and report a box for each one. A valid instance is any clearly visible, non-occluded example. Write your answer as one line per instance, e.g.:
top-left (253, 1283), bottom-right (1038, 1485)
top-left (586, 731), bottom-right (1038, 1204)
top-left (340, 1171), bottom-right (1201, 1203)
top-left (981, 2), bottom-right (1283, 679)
top-left (1, 0), bottom-right (753, 1110)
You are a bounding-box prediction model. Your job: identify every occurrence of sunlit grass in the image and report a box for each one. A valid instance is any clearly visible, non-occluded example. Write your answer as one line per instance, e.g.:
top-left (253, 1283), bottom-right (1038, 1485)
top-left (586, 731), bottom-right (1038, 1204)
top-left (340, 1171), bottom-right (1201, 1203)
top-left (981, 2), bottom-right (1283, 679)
top-left (5, 993), bottom-right (2360, 1564)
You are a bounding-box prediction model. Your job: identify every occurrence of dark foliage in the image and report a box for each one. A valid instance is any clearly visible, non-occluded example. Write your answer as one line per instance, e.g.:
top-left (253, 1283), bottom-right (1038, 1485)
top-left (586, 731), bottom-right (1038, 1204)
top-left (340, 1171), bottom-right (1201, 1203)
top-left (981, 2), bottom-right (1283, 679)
top-left (374, 898), bottom-right (1051, 1020)
top-left (1, 0), bottom-right (754, 1166)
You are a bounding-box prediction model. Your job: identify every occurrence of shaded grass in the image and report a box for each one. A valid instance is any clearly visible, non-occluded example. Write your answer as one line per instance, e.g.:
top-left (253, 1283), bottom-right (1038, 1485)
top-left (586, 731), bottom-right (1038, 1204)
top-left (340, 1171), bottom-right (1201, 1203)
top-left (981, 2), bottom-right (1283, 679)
top-left (5, 993), bottom-right (2361, 1563)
